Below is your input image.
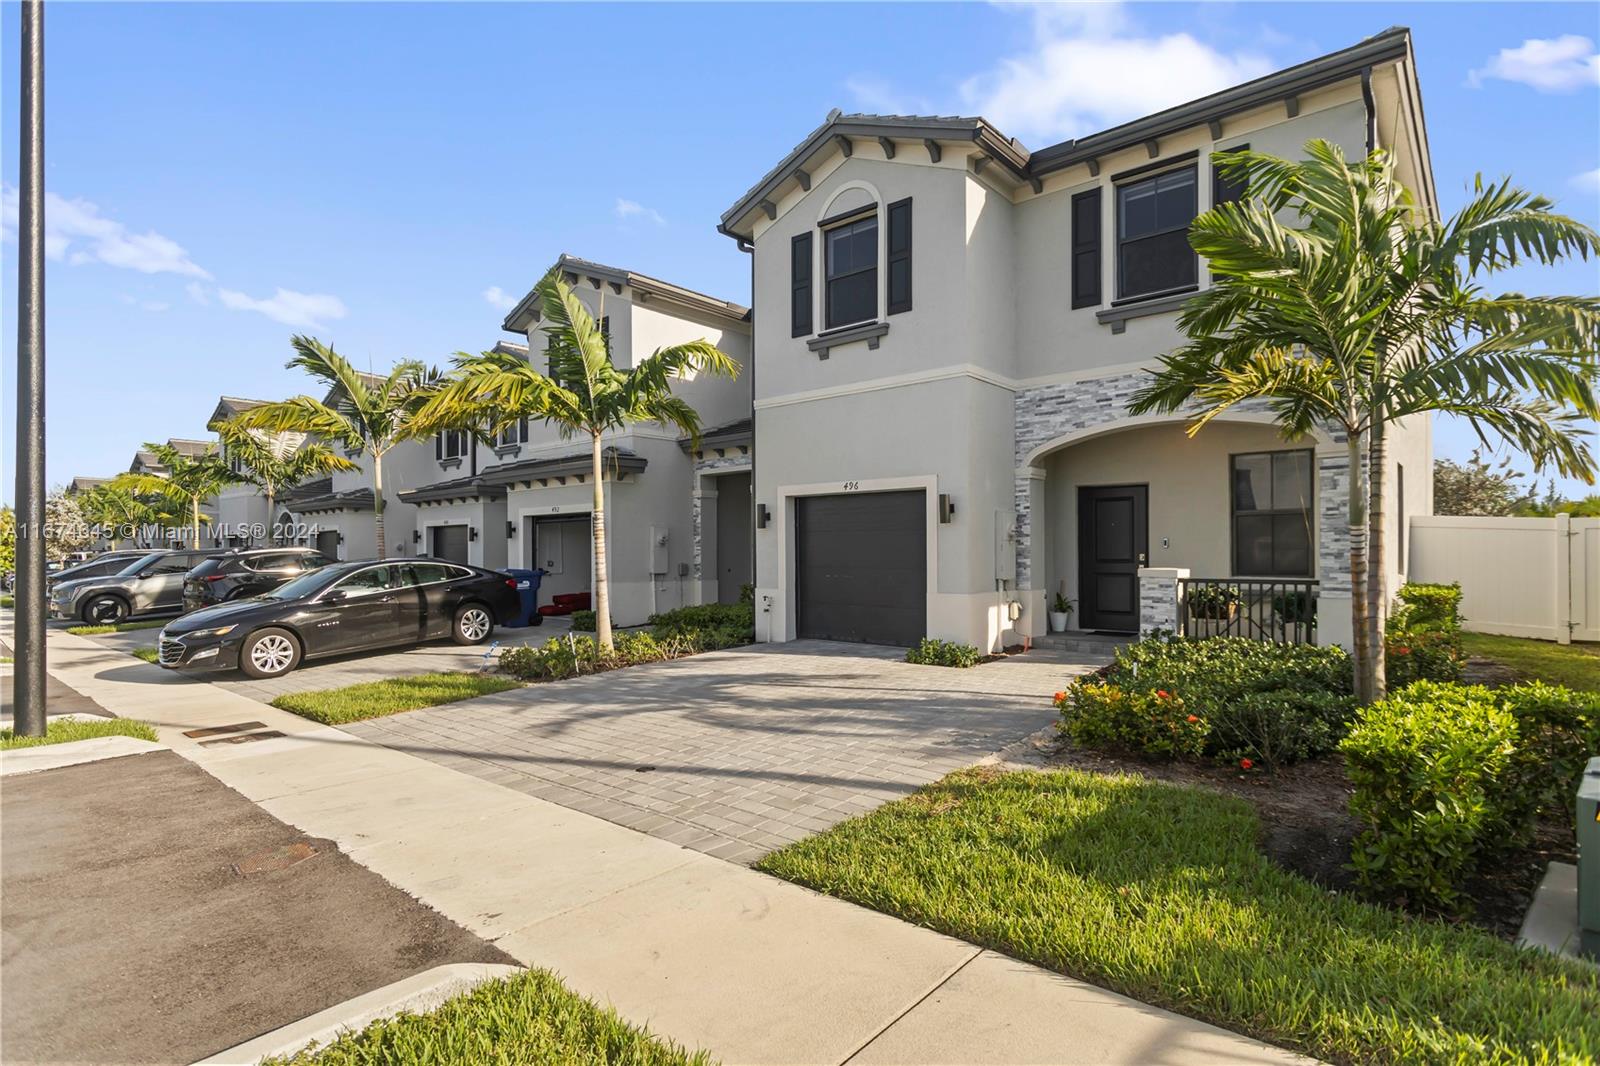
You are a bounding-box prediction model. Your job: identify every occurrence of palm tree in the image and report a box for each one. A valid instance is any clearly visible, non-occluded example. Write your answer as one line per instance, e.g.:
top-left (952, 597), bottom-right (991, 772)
top-left (1130, 140), bottom-right (1600, 702)
top-left (414, 270), bottom-right (739, 650)
top-left (112, 442), bottom-right (242, 549)
top-left (230, 337), bottom-right (443, 555)
top-left (213, 420), bottom-right (357, 544)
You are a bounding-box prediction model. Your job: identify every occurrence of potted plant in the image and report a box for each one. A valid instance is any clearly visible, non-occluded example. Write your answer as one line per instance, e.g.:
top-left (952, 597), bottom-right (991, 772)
top-left (1048, 592), bottom-right (1074, 633)
top-left (1186, 584), bottom-right (1240, 637)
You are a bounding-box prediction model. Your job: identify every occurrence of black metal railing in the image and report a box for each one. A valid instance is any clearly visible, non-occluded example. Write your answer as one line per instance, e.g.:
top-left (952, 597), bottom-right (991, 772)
top-left (1178, 578), bottom-right (1319, 644)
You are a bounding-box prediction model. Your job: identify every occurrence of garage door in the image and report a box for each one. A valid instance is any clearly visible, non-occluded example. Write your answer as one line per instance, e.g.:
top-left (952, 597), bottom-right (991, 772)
top-left (796, 491), bottom-right (926, 646)
top-left (430, 525), bottom-right (469, 565)
top-left (315, 529), bottom-right (340, 561)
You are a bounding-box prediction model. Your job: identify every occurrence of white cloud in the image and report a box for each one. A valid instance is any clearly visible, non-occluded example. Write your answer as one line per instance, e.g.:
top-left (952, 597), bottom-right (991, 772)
top-left (844, 75), bottom-right (934, 116)
top-left (958, 4), bottom-right (1274, 143)
top-left (483, 285), bottom-right (519, 311)
top-left (116, 293), bottom-right (170, 312)
top-left (614, 198), bottom-right (666, 226)
top-left (185, 281), bottom-right (210, 305)
top-left (1469, 35), bottom-right (1600, 93)
top-left (218, 287), bottom-right (347, 330)
top-left (1, 183), bottom-right (210, 278)
top-left (1573, 167), bottom-right (1600, 193)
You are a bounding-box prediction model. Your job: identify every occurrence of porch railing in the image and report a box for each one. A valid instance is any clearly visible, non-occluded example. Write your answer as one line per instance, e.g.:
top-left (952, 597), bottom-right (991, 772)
top-left (1177, 578), bottom-right (1319, 645)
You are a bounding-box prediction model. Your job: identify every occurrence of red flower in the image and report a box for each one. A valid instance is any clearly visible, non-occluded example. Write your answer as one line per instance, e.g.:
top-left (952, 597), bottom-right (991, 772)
top-left (1239, 758), bottom-right (1254, 770)
top-left (1393, 646), bottom-right (1411, 655)
top-left (1186, 714), bottom-right (1199, 723)
top-left (1053, 691), bottom-right (1067, 703)
top-left (1156, 690), bottom-right (1170, 699)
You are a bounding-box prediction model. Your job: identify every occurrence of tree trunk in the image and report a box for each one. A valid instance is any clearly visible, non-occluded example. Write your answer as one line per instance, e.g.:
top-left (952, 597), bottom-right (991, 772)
top-left (371, 450), bottom-right (386, 558)
top-left (192, 495), bottom-right (202, 549)
top-left (265, 484), bottom-right (277, 546)
top-left (1346, 433), bottom-right (1373, 705)
top-left (591, 432), bottom-right (613, 652)
top-left (1366, 421), bottom-right (1389, 701)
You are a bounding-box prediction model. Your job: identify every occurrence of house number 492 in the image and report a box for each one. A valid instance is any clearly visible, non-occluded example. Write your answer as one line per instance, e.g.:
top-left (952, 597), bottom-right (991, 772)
top-left (842, 481), bottom-right (860, 491)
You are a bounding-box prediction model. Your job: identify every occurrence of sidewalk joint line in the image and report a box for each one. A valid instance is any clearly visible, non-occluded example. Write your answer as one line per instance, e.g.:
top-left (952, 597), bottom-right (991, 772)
top-left (837, 946), bottom-right (985, 1065)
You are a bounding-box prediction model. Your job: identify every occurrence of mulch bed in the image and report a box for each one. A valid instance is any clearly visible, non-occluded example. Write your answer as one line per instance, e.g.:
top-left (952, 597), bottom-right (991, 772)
top-left (1027, 731), bottom-right (1572, 940)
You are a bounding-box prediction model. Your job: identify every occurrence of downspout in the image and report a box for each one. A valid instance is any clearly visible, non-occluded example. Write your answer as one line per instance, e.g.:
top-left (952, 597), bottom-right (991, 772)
top-left (740, 236), bottom-right (757, 625)
top-left (1360, 66), bottom-right (1376, 156)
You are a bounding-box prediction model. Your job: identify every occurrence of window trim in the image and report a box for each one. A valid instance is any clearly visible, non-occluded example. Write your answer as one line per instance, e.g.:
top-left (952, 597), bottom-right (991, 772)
top-left (822, 211), bottom-right (880, 330)
top-left (1229, 447), bottom-right (1315, 579)
top-left (1114, 161), bottom-right (1200, 304)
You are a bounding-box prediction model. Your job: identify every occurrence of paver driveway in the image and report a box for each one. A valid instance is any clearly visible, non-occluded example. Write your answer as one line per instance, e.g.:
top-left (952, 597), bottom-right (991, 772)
top-left (345, 641), bottom-right (1103, 864)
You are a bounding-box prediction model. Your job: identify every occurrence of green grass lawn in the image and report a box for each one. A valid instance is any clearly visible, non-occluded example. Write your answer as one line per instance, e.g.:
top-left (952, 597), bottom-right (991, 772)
top-left (264, 967), bottom-right (711, 1066)
top-left (1, 716), bottom-right (158, 749)
top-left (271, 671), bottom-right (521, 725)
top-left (131, 647), bottom-right (159, 663)
top-left (65, 619), bottom-right (167, 636)
top-left (1462, 631), bottom-right (1600, 692)
top-left (758, 767), bottom-right (1600, 1066)
top-left (0, 594), bottom-right (13, 609)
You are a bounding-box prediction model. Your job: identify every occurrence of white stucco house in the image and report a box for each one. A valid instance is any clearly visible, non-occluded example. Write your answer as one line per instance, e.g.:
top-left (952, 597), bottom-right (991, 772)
top-left (385, 254), bottom-right (754, 623)
top-left (717, 27), bottom-right (1435, 653)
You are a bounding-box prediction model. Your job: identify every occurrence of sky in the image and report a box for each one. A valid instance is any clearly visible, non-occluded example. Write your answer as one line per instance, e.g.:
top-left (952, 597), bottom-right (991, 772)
top-left (2, 1), bottom-right (1598, 503)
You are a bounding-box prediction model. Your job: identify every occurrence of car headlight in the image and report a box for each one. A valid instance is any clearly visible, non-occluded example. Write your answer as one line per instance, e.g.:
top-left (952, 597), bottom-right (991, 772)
top-left (185, 624), bottom-right (237, 639)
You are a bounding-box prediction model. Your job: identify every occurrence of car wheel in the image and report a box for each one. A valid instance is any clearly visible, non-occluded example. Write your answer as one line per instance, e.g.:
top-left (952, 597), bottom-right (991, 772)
top-left (239, 628), bottom-right (301, 679)
top-left (82, 595), bottom-right (128, 625)
top-left (453, 603), bottom-right (494, 645)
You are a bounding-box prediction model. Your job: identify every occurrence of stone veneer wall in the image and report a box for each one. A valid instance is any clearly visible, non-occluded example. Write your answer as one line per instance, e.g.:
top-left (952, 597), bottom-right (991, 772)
top-left (690, 452), bottom-right (752, 582)
top-left (1011, 369), bottom-right (1349, 594)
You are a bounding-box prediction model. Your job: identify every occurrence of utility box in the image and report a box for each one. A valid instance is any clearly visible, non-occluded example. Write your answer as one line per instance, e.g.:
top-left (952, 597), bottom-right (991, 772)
top-left (1579, 756), bottom-right (1600, 959)
top-left (649, 526), bottom-right (669, 576)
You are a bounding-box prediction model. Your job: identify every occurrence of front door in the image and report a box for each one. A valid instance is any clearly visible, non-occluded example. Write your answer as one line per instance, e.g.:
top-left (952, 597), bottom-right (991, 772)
top-left (1077, 484), bottom-right (1148, 633)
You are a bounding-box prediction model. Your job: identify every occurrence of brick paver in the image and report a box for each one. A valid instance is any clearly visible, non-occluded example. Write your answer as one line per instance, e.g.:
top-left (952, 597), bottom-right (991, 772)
top-left (344, 641), bottom-right (1103, 864)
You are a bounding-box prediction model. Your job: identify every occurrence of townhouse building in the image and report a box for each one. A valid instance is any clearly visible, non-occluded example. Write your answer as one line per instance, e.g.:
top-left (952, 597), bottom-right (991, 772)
top-left (718, 27), bottom-right (1434, 653)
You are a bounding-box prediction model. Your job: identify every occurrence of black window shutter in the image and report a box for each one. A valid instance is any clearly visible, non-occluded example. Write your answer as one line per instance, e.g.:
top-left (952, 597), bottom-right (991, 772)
top-left (887, 197), bottom-right (912, 315)
top-left (1070, 188), bottom-right (1101, 309)
top-left (1213, 144), bottom-right (1249, 205)
top-left (791, 232), bottom-right (813, 337)
top-left (435, 433), bottom-right (443, 460)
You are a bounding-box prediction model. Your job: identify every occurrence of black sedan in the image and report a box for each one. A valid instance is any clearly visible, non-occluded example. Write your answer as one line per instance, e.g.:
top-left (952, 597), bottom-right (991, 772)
top-left (158, 559), bottom-right (520, 678)
top-left (183, 547), bottom-right (336, 612)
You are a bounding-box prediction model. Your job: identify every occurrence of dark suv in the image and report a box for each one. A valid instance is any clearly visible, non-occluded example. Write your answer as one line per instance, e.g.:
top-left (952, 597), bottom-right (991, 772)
top-left (183, 548), bottom-right (337, 612)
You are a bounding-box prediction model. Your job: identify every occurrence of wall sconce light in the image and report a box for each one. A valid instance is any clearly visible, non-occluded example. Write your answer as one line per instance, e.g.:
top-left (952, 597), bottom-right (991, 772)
top-left (469, 526), bottom-right (479, 542)
top-left (412, 530), bottom-right (422, 544)
top-left (337, 532), bottom-right (345, 545)
top-left (756, 503), bottom-right (770, 529)
top-left (506, 521), bottom-right (516, 539)
top-left (938, 493), bottom-right (956, 524)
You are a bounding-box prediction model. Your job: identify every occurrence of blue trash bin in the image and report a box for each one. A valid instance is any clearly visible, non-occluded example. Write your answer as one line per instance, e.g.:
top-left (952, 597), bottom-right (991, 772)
top-left (502, 568), bottom-right (546, 627)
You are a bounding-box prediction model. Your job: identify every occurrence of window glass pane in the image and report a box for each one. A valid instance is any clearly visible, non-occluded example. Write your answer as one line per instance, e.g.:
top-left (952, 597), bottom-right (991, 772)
top-left (1155, 169), bottom-right (1197, 229)
top-left (1271, 450), bottom-right (1312, 511)
top-left (1233, 453), bottom-right (1270, 512)
top-left (339, 565), bottom-right (399, 593)
top-left (827, 271), bottom-right (876, 327)
top-left (411, 563), bottom-right (450, 584)
top-left (1120, 230), bottom-right (1196, 298)
top-left (1271, 513), bottom-right (1311, 575)
top-left (1234, 515), bottom-right (1274, 574)
top-left (1119, 181), bottom-right (1158, 239)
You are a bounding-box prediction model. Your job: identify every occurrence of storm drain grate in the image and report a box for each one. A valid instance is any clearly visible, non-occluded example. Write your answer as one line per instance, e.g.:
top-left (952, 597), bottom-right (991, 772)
top-left (233, 841), bottom-right (319, 878)
top-left (635, 765), bottom-right (657, 773)
top-left (199, 730), bottom-right (286, 747)
top-left (183, 722), bottom-right (268, 739)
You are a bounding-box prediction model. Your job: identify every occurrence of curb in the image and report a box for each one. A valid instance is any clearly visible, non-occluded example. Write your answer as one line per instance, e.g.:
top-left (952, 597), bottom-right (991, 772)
top-left (194, 963), bottom-right (522, 1065)
top-left (0, 734), bottom-right (169, 776)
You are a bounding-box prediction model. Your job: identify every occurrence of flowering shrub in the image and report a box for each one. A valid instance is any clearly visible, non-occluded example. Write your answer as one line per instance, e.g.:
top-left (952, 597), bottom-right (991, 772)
top-left (1385, 582), bottom-right (1464, 687)
top-left (1056, 684), bottom-right (1208, 758)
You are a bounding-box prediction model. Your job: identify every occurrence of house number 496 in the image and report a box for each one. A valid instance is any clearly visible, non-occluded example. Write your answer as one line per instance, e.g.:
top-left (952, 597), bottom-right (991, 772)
top-left (842, 481), bottom-right (860, 491)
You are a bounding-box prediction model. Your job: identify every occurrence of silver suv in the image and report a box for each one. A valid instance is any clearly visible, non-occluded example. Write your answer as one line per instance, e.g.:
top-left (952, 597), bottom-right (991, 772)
top-left (50, 548), bottom-right (226, 625)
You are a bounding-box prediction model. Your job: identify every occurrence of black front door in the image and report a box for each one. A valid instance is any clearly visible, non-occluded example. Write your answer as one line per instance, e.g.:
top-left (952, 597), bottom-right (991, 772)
top-left (1078, 485), bottom-right (1148, 632)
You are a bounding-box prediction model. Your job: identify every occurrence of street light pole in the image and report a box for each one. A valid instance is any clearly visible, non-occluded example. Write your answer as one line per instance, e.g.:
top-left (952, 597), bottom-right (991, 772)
top-left (13, 0), bottom-right (47, 736)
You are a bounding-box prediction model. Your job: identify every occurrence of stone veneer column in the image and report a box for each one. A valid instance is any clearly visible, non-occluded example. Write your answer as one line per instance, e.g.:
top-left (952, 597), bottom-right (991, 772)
top-left (1137, 567), bottom-right (1189, 636)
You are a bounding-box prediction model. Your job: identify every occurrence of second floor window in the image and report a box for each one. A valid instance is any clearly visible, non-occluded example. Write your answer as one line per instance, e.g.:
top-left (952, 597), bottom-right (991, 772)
top-left (436, 430), bottom-right (468, 463)
top-left (825, 214), bottom-right (877, 329)
top-left (496, 417), bottom-right (529, 448)
top-left (1117, 164), bottom-right (1197, 301)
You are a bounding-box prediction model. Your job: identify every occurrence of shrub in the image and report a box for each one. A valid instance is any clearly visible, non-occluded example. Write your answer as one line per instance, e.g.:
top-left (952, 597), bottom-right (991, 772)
top-left (1497, 681), bottom-right (1600, 837)
top-left (905, 638), bottom-right (981, 668)
top-left (648, 602), bottom-right (754, 648)
top-left (1186, 584), bottom-right (1240, 619)
top-left (1056, 684), bottom-right (1208, 758)
top-left (1341, 682), bottom-right (1518, 912)
top-left (1386, 581), bottom-right (1465, 687)
top-left (1394, 582), bottom-right (1463, 629)
top-left (1067, 637), bottom-right (1355, 766)
top-left (499, 636), bottom-right (599, 681)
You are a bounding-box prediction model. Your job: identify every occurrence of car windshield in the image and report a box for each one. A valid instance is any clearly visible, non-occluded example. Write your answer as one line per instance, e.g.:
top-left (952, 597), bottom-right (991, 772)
top-left (115, 552), bottom-right (166, 577)
top-left (262, 565), bottom-right (349, 601)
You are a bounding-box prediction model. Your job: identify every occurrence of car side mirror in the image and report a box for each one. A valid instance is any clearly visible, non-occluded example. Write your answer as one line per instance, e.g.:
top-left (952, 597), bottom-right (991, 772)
top-left (322, 589), bottom-right (346, 604)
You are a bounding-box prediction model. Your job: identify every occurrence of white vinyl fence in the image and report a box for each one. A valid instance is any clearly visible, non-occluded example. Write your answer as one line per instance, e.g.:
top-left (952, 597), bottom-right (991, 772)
top-left (1408, 515), bottom-right (1599, 644)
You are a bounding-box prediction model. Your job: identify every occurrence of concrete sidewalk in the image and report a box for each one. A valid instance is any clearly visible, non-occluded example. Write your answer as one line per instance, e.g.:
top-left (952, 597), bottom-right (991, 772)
top-left (39, 630), bottom-right (1311, 1065)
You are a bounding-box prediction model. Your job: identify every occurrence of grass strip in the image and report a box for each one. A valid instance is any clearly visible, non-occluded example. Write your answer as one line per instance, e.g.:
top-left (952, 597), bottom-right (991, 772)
top-left (271, 671), bottom-right (521, 725)
top-left (1462, 631), bottom-right (1600, 692)
top-left (758, 767), bottom-right (1600, 1066)
top-left (264, 967), bottom-right (712, 1065)
top-left (1, 717), bottom-right (158, 749)
top-left (131, 647), bottom-right (159, 663)
top-left (66, 619), bottom-right (167, 636)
